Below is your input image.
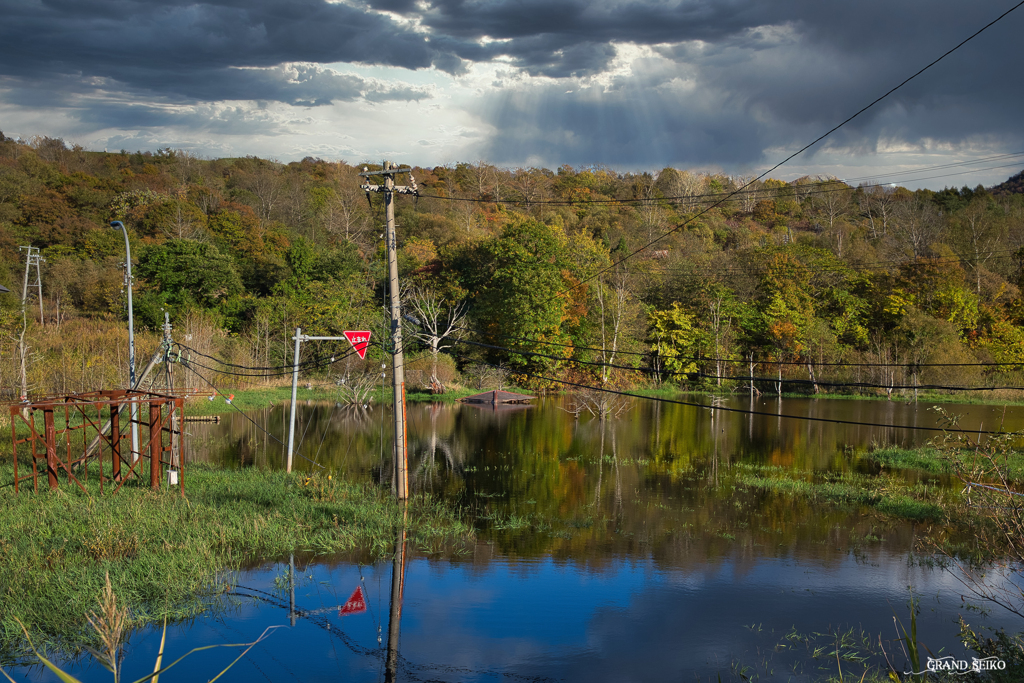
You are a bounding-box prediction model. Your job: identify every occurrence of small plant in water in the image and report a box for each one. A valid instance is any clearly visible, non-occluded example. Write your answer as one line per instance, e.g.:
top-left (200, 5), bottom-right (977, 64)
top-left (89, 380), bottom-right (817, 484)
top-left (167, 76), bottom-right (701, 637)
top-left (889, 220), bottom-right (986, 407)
top-left (0, 575), bottom-right (281, 683)
top-left (85, 573), bottom-right (129, 681)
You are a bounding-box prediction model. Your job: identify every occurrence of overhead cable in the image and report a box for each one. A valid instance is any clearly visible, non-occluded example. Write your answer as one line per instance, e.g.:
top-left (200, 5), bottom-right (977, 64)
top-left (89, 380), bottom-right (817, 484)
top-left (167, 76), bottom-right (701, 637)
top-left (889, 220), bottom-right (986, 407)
top-left (450, 351), bottom-right (1016, 436)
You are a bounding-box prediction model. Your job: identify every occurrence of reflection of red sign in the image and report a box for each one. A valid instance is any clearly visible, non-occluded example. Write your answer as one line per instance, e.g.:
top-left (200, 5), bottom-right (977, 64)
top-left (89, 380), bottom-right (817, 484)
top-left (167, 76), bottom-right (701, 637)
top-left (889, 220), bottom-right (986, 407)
top-left (340, 586), bottom-right (367, 616)
top-left (343, 331), bottom-right (372, 359)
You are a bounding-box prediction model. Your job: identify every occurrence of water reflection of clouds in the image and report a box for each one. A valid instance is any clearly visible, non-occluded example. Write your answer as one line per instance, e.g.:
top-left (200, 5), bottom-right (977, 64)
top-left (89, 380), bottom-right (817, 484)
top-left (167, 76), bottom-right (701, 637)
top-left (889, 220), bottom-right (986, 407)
top-left (397, 553), bottom-right (1019, 683)
top-left (33, 550), bottom-right (1021, 682)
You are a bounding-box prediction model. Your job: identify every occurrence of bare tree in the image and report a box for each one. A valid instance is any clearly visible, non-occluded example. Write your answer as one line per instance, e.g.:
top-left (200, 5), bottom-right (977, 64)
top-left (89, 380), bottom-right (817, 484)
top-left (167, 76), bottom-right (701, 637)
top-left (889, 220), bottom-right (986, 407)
top-left (596, 269), bottom-right (634, 383)
top-left (950, 198), bottom-right (1004, 294)
top-left (811, 177), bottom-right (852, 232)
top-left (887, 194), bottom-right (943, 260)
top-left (311, 184), bottom-right (370, 245)
top-left (633, 173), bottom-right (667, 245)
top-left (407, 288), bottom-right (466, 393)
top-left (859, 184), bottom-right (897, 239)
top-left (511, 168), bottom-right (548, 207)
top-left (566, 385), bottom-right (631, 421)
top-left (233, 159), bottom-right (284, 223)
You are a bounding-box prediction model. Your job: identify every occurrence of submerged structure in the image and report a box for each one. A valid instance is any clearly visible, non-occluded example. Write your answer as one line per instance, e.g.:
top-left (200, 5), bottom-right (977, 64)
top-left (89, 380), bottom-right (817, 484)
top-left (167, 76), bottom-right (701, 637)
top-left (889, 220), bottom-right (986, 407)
top-left (460, 390), bottom-right (535, 406)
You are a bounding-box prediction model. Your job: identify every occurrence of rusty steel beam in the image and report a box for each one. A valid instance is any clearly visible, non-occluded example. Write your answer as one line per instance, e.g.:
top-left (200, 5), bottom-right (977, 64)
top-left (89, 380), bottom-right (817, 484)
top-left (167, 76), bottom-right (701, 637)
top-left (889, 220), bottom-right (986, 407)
top-left (43, 408), bottom-right (57, 490)
top-left (149, 400), bottom-right (161, 490)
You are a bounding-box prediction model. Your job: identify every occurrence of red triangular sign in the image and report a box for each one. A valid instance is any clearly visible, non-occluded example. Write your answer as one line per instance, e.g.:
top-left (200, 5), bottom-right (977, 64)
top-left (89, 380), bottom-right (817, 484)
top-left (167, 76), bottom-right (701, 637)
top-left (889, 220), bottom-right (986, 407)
top-left (343, 331), bottom-right (371, 360)
top-left (339, 586), bottom-right (367, 616)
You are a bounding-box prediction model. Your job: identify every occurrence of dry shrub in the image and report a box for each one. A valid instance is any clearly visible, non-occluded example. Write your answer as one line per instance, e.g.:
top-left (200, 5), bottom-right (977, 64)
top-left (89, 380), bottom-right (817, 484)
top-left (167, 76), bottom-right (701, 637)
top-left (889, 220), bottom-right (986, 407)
top-left (86, 525), bottom-right (140, 561)
top-left (403, 352), bottom-right (459, 391)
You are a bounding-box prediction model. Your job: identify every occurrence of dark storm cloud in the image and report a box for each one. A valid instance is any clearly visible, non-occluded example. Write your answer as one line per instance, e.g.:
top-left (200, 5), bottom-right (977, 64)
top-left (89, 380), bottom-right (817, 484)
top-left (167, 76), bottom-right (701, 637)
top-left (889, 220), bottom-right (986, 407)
top-left (0, 0), bottom-right (452, 109)
top-left (75, 102), bottom-right (290, 136)
top-left (465, 0), bottom-right (1024, 167)
top-left (0, 0), bottom-right (1020, 168)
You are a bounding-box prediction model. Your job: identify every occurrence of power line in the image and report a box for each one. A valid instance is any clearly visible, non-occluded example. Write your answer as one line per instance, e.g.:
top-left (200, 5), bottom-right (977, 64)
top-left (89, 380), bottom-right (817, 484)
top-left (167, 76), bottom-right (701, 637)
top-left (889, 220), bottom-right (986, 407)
top-left (545, 0), bottom-right (1024, 299)
top-left (176, 342), bottom-right (358, 373)
top-left (447, 319), bottom-right (1024, 369)
top-left (642, 250), bottom-right (1021, 279)
top-left (450, 351), bottom-right (1016, 435)
top-left (174, 344), bottom-right (362, 378)
top-left (178, 358), bottom-right (326, 469)
top-left (453, 338), bottom-right (1024, 392)
top-left (414, 154), bottom-right (1024, 208)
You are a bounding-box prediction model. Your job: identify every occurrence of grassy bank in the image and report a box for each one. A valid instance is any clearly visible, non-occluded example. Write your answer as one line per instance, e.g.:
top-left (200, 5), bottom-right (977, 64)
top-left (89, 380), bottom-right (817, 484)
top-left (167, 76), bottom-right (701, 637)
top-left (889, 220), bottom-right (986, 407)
top-left (732, 463), bottom-right (950, 522)
top-left (779, 390), bottom-right (1024, 405)
top-left (862, 444), bottom-right (1024, 482)
top-left (0, 464), bottom-right (473, 659)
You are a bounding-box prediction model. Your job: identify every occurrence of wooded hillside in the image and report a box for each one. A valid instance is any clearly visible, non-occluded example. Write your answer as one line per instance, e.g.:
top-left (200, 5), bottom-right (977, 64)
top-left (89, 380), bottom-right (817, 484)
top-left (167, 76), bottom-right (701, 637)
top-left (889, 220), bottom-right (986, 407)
top-left (2, 133), bottom-right (1023, 398)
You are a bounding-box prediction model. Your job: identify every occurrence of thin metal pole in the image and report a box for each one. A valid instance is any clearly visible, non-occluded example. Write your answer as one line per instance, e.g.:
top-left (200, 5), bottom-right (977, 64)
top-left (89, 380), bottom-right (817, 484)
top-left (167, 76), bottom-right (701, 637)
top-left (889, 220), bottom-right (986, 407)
top-left (111, 222), bottom-right (140, 461)
top-left (289, 553), bottom-right (297, 628)
top-left (287, 327), bottom-right (302, 473)
top-left (35, 256), bottom-right (43, 326)
top-left (385, 164), bottom-right (409, 500)
top-left (164, 312), bottom-right (180, 471)
top-left (21, 247), bottom-right (30, 305)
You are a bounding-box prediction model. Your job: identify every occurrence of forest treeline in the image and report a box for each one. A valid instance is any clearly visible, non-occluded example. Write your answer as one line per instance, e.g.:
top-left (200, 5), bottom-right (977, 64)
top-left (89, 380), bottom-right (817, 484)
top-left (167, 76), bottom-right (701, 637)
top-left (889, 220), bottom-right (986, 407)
top-left (1, 132), bottom-right (1024, 399)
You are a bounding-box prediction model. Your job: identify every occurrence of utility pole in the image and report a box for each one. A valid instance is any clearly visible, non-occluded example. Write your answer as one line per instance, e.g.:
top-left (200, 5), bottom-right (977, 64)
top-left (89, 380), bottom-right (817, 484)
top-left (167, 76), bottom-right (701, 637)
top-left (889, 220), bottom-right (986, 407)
top-left (19, 246), bottom-right (44, 325)
top-left (286, 327), bottom-right (302, 473)
top-left (360, 162), bottom-right (417, 499)
top-left (111, 222), bottom-right (140, 461)
top-left (163, 312), bottom-right (180, 474)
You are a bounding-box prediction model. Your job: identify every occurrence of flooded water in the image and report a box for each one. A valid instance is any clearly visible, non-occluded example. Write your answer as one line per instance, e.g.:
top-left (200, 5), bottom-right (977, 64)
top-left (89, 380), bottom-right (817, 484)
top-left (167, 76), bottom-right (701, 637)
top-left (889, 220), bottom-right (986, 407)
top-left (11, 396), bottom-right (1024, 681)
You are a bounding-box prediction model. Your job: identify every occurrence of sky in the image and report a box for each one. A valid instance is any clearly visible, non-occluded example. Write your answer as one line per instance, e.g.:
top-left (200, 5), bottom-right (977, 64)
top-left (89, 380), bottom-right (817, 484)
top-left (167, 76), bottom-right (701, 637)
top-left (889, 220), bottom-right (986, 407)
top-left (1, 0), bottom-right (1023, 189)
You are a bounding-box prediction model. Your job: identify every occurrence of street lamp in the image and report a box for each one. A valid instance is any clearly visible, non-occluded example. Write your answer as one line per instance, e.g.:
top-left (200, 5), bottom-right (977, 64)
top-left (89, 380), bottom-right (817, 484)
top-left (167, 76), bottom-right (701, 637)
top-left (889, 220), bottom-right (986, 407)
top-left (110, 221), bottom-right (140, 460)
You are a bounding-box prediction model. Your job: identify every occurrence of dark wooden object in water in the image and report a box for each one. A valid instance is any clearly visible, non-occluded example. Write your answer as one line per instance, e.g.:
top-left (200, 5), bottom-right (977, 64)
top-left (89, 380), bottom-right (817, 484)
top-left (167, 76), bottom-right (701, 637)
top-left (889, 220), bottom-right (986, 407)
top-left (461, 390), bottom-right (534, 405)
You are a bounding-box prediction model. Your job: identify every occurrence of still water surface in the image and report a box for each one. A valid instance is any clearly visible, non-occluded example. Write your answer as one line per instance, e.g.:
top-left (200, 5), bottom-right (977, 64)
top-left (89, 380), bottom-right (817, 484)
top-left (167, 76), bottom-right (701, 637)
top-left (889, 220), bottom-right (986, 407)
top-left (14, 396), bottom-right (1024, 681)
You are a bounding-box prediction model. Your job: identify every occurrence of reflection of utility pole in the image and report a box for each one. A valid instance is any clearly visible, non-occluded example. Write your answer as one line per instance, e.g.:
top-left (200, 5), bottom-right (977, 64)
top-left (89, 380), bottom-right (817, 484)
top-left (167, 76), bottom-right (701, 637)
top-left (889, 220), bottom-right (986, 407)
top-left (385, 506), bottom-right (409, 683)
top-left (360, 162), bottom-right (418, 500)
top-left (19, 246), bottom-right (44, 325)
top-left (289, 553), bottom-right (297, 628)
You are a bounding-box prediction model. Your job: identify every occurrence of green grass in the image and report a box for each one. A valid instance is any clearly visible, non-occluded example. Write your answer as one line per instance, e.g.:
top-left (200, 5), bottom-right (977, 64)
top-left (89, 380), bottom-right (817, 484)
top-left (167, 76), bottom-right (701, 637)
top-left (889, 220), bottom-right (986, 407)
top-left (862, 445), bottom-right (951, 475)
top-left (733, 464), bottom-right (948, 521)
top-left (862, 445), bottom-right (1024, 482)
top-left (0, 464), bottom-right (472, 659)
top-left (781, 391), bottom-right (1024, 405)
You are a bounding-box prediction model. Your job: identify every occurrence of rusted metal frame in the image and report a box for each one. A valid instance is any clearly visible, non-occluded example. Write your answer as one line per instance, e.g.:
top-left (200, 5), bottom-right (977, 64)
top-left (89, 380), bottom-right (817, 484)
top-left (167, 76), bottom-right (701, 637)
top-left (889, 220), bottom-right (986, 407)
top-left (75, 399), bottom-right (122, 465)
top-left (110, 405), bottom-right (120, 486)
top-left (41, 407), bottom-right (89, 495)
top-left (108, 397), bottom-right (149, 495)
top-left (43, 409), bottom-right (58, 490)
top-left (149, 400), bottom-right (162, 490)
top-left (108, 397), bottom-right (168, 494)
top-left (29, 410), bottom-right (41, 492)
top-left (9, 392), bottom-right (183, 496)
top-left (62, 398), bottom-right (121, 493)
top-left (8, 419), bottom-right (40, 493)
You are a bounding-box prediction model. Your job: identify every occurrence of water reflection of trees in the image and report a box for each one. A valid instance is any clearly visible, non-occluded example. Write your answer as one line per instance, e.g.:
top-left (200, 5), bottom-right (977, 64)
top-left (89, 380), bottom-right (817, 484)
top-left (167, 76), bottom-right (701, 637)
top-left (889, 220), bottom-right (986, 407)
top-left (187, 397), bottom-right (994, 573)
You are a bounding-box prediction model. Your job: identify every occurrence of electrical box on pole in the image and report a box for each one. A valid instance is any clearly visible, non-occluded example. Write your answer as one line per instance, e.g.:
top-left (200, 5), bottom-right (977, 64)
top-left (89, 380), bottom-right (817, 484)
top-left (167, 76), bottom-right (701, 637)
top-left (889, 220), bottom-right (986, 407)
top-left (360, 161), bottom-right (417, 500)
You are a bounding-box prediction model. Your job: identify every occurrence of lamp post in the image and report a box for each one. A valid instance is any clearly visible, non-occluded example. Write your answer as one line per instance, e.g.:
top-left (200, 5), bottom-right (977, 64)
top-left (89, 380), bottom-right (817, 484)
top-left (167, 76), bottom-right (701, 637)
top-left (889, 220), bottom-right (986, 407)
top-left (110, 221), bottom-right (139, 460)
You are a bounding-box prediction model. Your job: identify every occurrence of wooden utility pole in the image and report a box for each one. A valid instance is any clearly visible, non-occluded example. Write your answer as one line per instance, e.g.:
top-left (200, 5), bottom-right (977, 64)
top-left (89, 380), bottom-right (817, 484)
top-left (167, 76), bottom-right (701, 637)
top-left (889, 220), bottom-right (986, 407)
top-left (360, 162), bottom-right (417, 499)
